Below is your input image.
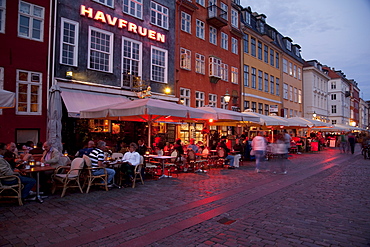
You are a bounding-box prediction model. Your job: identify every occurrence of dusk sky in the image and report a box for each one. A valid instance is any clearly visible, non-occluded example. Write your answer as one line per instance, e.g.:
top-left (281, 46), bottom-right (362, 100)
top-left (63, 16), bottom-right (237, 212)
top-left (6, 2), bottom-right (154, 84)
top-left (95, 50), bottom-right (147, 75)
top-left (240, 0), bottom-right (370, 100)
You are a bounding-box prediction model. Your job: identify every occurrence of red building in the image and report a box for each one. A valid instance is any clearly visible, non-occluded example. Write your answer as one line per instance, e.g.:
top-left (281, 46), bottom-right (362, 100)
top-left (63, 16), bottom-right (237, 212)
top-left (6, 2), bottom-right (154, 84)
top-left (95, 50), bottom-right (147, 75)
top-left (0, 0), bottom-right (50, 145)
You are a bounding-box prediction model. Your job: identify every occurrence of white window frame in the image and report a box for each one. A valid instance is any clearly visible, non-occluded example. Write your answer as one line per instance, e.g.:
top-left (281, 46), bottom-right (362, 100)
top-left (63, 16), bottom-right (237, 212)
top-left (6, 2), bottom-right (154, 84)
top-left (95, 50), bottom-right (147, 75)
top-left (289, 85), bottom-right (293, 101)
top-left (180, 47), bottom-right (191, 70)
top-left (60, 18), bottom-right (79, 66)
top-left (221, 63), bottom-right (228, 81)
top-left (123, 0), bottom-right (143, 19)
top-left (195, 53), bottom-right (205, 74)
top-left (298, 89), bottom-right (302, 103)
top-left (181, 11), bottom-right (191, 33)
top-left (0, 67), bottom-right (4, 114)
top-left (251, 67), bottom-right (256, 89)
top-left (289, 62), bottom-right (293, 76)
top-left (231, 37), bottom-right (238, 54)
top-left (220, 96), bottom-right (227, 109)
top-left (294, 87), bottom-right (298, 102)
top-left (196, 0), bottom-right (205, 7)
top-left (150, 1), bottom-right (168, 30)
top-left (121, 37), bottom-right (142, 87)
top-left (331, 82), bottom-right (336, 89)
top-left (209, 93), bottom-right (217, 107)
top-left (196, 19), bottom-right (205, 39)
top-left (220, 2), bottom-right (228, 20)
top-left (88, 27), bottom-right (113, 73)
top-left (231, 8), bottom-right (238, 28)
top-left (283, 59), bottom-right (288, 73)
top-left (18, 1), bottom-right (44, 41)
top-left (195, 91), bottom-right (205, 107)
top-left (293, 65), bottom-right (297, 78)
top-left (332, 105), bottom-right (337, 114)
top-left (264, 73), bottom-right (268, 92)
top-left (221, 32), bottom-right (228, 50)
top-left (258, 70), bottom-right (262, 91)
top-left (231, 67), bottom-right (238, 84)
top-left (270, 75), bottom-right (274, 94)
top-left (180, 87), bottom-right (191, 106)
top-left (283, 83), bottom-right (288, 100)
top-left (93, 0), bottom-right (114, 8)
top-left (209, 26), bottom-right (217, 45)
top-left (209, 57), bottom-right (221, 78)
top-left (298, 68), bottom-right (301, 80)
top-left (331, 93), bottom-right (336, 100)
top-left (286, 40), bottom-right (291, 51)
top-left (16, 69), bottom-right (42, 115)
top-left (151, 46), bottom-right (168, 83)
top-left (243, 65), bottom-right (249, 87)
top-left (0, 0), bottom-right (5, 33)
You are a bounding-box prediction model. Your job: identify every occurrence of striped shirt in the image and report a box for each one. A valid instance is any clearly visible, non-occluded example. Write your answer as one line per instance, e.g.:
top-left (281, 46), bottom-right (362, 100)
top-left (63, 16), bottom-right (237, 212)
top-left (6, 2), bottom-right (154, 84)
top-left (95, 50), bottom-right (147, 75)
top-left (88, 148), bottom-right (104, 168)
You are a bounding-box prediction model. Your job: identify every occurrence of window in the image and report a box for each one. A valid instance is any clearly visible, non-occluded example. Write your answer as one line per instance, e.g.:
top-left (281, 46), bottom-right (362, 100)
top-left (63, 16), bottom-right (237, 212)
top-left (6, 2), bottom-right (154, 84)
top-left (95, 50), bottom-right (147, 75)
top-left (283, 83), bottom-right (288, 99)
top-left (16, 70), bottom-right (42, 115)
top-left (196, 19), bottom-right (205, 39)
top-left (122, 37), bottom-right (142, 87)
top-left (244, 11), bottom-right (251, 25)
top-left (251, 37), bottom-right (256, 57)
top-left (258, 41), bottom-right (262, 60)
top-left (231, 8), bottom-right (238, 28)
top-left (258, 70), bottom-right (262, 90)
top-left (220, 3), bottom-right (228, 20)
top-left (270, 75), bottom-right (274, 94)
top-left (251, 68), bottom-right (256, 89)
top-left (180, 48), bottom-right (191, 70)
top-left (264, 73), bottom-right (268, 92)
top-left (195, 53), bottom-right (205, 74)
top-left (294, 87), bottom-right (298, 102)
top-left (180, 88), bottom-right (190, 106)
top-left (258, 103), bottom-right (263, 114)
top-left (181, 11), bottom-right (191, 33)
top-left (231, 37), bottom-right (238, 54)
top-left (289, 86), bottom-right (293, 101)
top-left (331, 105), bottom-right (337, 114)
top-left (275, 52), bottom-right (279, 68)
top-left (123, 0), bottom-right (142, 19)
top-left (93, 0), bottom-right (113, 7)
top-left (264, 45), bottom-right (268, 63)
top-left (0, 0), bottom-right (5, 33)
top-left (265, 104), bottom-right (269, 115)
top-left (244, 100), bottom-right (250, 110)
top-left (293, 65), bottom-right (297, 78)
top-left (151, 46), bottom-right (168, 83)
top-left (18, 1), bottom-right (44, 41)
top-left (60, 18), bottom-right (79, 66)
top-left (298, 68), bottom-right (301, 80)
top-left (221, 63), bottom-right (228, 81)
top-left (209, 26), bottom-right (217, 45)
top-left (88, 27), bottom-right (113, 73)
top-left (195, 91), bottom-right (205, 107)
top-left (251, 102), bottom-right (256, 112)
top-left (270, 49), bottom-right (274, 66)
top-left (283, 59), bottom-right (288, 73)
top-left (151, 1), bottom-right (168, 29)
top-left (331, 93), bottom-right (337, 100)
top-left (196, 0), bottom-right (205, 6)
top-left (243, 65), bottom-right (249, 87)
top-left (332, 120), bottom-right (337, 125)
top-left (331, 82), bottom-right (336, 89)
top-left (286, 40), bottom-right (291, 51)
top-left (231, 67), bottom-right (238, 84)
top-left (243, 34), bottom-right (248, 54)
top-left (209, 57), bottom-right (221, 78)
top-left (209, 93), bottom-right (217, 107)
top-left (276, 78), bottom-right (280, 96)
top-left (298, 89), bottom-right (302, 103)
top-left (289, 62), bottom-right (293, 76)
top-left (289, 109), bottom-right (293, 118)
top-left (220, 96), bottom-right (227, 109)
top-left (221, 32), bottom-right (228, 50)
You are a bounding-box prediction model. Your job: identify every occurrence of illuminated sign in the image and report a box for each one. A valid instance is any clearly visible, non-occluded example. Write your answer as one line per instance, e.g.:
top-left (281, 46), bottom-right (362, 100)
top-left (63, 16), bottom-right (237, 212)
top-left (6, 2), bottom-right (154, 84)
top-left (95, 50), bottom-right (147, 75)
top-left (80, 5), bottom-right (166, 43)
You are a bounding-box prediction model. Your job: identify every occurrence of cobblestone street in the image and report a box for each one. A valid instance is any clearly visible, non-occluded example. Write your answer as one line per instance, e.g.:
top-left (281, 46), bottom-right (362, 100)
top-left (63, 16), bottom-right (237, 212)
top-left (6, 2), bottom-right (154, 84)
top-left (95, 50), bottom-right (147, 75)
top-left (1, 146), bottom-right (369, 247)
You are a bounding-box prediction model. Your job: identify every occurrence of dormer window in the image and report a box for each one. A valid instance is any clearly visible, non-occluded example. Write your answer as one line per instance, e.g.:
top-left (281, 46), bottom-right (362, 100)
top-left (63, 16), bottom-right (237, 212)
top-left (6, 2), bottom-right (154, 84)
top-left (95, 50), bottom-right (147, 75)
top-left (295, 47), bottom-right (300, 57)
top-left (259, 21), bottom-right (264, 33)
top-left (244, 11), bottom-right (251, 25)
top-left (286, 40), bottom-right (291, 51)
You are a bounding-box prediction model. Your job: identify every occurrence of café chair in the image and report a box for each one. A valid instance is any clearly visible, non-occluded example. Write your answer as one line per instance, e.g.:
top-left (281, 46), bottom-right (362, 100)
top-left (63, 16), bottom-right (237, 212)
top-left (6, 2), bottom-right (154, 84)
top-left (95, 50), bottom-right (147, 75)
top-left (185, 149), bottom-right (197, 172)
top-left (82, 155), bottom-right (109, 193)
top-left (164, 150), bottom-right (181, 176)
top-left (0, 175), bottom-right (23, 206)
top-left (132, 156), bottom-right (144, 188)
top-left (216, 147), bottom-right (228, 168)
top-left (111, 152), bottom-right (123, 160)
top-left (51, 158), bottom-right (85, 197)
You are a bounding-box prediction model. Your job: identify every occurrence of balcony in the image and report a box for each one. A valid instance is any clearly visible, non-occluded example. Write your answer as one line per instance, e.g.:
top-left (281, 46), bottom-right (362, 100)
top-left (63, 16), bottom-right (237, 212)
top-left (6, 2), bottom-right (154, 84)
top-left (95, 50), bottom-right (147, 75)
top-left (207, 5), bottom-right (228, 28)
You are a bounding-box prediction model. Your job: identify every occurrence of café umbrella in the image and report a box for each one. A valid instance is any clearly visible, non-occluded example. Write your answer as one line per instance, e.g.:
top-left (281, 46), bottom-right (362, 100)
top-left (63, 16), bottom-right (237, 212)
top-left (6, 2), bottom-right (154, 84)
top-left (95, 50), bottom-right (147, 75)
top-left (0, 89), bottom-right (15, 109)
top-left (80, 98), bottom-right (216, 147)
top-left (47, 85), bottom-right (63, 152)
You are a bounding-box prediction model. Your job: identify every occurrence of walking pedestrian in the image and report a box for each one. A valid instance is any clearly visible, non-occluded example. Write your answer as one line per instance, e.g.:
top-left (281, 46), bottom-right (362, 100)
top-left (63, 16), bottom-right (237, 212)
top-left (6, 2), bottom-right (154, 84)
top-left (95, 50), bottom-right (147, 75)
top-left (347, 132), bottom-right (356, 154)
top-left (251, 131), bottom-right (267, 173)
top-left (339, 132), bottom-right (348, 153)
top-left (271, 133), bottom-right (288, 174)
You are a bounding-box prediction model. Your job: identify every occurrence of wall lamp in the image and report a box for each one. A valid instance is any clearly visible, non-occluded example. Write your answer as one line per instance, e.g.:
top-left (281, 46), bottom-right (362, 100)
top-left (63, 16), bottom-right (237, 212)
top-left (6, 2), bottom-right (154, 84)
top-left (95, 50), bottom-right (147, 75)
top-left (224, 90), bottom-right (231, 104)
top-left (66, 68), bottom-right (73, 79)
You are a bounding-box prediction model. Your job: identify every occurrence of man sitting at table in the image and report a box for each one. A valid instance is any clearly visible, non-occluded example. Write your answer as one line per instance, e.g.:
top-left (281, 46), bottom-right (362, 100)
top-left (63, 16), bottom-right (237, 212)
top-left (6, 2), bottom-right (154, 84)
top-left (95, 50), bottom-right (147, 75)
top-left (187, 138), bottom-right (199, 153)
top-left (217, 136), bottom-right (235, 169)
top-left (0, 150), bottom-right (36, 201)
top-left (41, 141), bottom-right (62, 166)
top-left (75, 140), bottom-right (95, 158)
top-left (88, 140), bottom-right (116, 187)
top-left (120, 142), bottom-right (141, 187)
top-left (3, 142), bottom-right (32, 169)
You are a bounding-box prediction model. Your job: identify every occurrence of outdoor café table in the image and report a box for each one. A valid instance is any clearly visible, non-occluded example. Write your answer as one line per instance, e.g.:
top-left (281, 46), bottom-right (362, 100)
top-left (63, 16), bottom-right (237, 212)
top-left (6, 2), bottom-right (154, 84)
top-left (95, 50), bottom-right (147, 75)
top-left (19, 165), bottom-right (57, 203)
top-left (144, 155), bottom-right (173, 179)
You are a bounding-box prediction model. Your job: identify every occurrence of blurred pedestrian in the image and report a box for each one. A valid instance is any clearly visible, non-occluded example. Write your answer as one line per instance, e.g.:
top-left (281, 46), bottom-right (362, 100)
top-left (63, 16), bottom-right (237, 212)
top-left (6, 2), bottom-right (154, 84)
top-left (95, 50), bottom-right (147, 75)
top-left (271, 133), bottom-right (288, 174)
top-left (251, 131), bottom-right (267, 173)
top-left (347, 132), bottom-right (356, 154)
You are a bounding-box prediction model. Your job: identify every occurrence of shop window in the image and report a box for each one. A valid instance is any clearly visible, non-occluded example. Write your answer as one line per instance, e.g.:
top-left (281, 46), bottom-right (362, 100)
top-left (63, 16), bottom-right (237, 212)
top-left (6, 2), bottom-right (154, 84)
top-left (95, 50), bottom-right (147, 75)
top-left (89, 119), bottom-right (110, 132)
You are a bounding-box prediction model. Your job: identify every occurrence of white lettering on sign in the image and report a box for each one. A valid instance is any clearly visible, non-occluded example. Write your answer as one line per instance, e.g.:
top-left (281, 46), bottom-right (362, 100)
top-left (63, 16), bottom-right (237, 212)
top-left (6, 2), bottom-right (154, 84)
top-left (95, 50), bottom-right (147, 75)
top-left (80, 5), bottom-right (166, 43)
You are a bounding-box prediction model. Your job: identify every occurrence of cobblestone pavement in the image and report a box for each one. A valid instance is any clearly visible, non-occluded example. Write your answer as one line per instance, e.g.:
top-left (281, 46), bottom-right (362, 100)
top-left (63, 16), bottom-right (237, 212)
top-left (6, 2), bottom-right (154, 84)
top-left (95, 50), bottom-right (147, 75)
top-left (1, 145), bottom-right (369, 247)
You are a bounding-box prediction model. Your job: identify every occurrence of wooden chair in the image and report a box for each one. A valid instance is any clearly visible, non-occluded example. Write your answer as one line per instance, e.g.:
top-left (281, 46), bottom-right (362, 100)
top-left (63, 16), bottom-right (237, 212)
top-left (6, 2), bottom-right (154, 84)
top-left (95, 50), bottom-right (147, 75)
top-left (0, 175), bottom-right (23, 206)
top-left (164, 150), bottom-right (181, 176)
top-left (132, 156), bottom-right (144, 188)
top-left (51, 158), bottom-right (84, 197)
top-left (186, 149), bottom-right (197, 172)
top-left (216, 147), bottom-right (228, 168)
top-left (82, 155), bottom-right (108, 193)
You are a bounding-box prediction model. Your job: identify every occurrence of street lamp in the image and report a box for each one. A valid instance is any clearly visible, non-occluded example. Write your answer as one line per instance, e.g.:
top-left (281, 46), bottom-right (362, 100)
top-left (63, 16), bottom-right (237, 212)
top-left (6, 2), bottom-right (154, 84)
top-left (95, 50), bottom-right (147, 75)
top-left (224, 90), bottom-right (231, 104)
top-left (312, 111), bottom-right (317, 119)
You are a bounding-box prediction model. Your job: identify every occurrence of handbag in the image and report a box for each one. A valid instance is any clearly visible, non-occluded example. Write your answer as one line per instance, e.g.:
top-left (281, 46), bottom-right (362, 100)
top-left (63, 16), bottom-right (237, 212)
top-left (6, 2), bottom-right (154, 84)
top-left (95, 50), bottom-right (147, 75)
top-left (250, 149), bottom-right (255, 156)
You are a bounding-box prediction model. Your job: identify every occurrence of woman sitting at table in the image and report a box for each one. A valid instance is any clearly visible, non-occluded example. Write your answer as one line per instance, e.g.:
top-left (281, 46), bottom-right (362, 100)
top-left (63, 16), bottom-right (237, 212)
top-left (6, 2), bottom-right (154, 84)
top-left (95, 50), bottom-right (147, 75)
top-left (120, 142), bottom-right (141, 187)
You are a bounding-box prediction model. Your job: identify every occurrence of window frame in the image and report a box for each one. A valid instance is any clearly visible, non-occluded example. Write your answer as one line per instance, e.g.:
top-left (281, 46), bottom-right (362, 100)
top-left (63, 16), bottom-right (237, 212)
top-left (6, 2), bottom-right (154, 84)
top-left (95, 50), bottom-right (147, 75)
top-left (231, 37), bottom-right (238, 54)
top-left (60, 18), bottom-right (79, 66)
top-left (209, 56), bottom-right (221, 78)
top-left (264, 73), bottom-right (269, 92)
top-left (231, 8), bottom-right (238, 28)
top-left (0, 0), bottom-right (5, 33)
top-left (123, 0), bottom-right (143, 19)
top-left (283, 83), bottom-right (288, 100)
top-left (18, 1), bottom-right (44, 41)
top-left (221, 32), bottom-right (228, 50)
top-left (195, 91), bottom-right (205, 107)
top-left (180, 87), bottom-right (191, 106)
top-left (209, 26), bottom-right (217, 45)
top-left (16, 69), bottom-right (42, 115)
top-left (93, 0), bottom-right (114, 8)
top-left (231, 66), bottom-right (238, 84)
top-left (196, 19), bottom-right (205, 39)
top-left (150, 1), bottom-right (169, 30)
top-left (208, 93), bottom-right (217, 107)
top-left (195, 53), bottom-right (205, 74)
top-left (243, 65), bottom-right (249, 87)
top-left (151, 45), bottom-right (168, 83)
top-left (180, 47), bottom-right (191, 70)
top-left (181, 11), bottom-right (191, 33)
top-left (121, 37), bottom-right (142, 88)
top-left (88, 26), bottom-right (113, 73)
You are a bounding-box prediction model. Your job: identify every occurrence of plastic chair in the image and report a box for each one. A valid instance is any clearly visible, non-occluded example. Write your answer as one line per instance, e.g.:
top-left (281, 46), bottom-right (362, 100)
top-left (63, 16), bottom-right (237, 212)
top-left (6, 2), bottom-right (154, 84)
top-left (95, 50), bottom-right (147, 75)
top-left (51, 157), bottom-right (85, 197)
top-left (82, 155), bottom-right (108, 193)
top-left (0, 175), bottom-right (23, 206)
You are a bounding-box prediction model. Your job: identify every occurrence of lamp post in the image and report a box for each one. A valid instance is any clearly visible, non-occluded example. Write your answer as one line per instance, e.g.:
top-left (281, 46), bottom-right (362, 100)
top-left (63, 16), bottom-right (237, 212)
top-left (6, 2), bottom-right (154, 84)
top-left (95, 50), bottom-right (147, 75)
top-left (224, 90), bottom-right (231, 109)
top-left (312, 111), bottom-right (317, 120)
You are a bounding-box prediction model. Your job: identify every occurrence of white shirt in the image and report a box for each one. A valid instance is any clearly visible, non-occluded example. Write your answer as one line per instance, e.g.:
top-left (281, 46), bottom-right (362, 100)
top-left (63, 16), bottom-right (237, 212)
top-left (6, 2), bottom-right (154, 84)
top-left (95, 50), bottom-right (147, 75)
top-left (252, 136), bottom-right (267, 151)
top-left (122, 151), bottom-right (141, 166)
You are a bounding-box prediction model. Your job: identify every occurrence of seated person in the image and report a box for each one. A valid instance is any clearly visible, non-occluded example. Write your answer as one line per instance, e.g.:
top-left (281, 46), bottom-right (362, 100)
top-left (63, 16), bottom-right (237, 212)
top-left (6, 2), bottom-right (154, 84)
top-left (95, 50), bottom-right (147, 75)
top-left (120, 143), bottom-right (141, 187)
top-left (41, 141), bottom-right (62, 166)
top-left (217, 136), bottom-right (235, 169)
top-left (187, 138), bottom-right (199, 153)
top-left (29, 142), bottom-right (44, 155)
top-left (75, 140), bottom-right (95, 158)
top-left (0, 151), bottom-right (36, 200)
top-left (137, 139), bottom-right (148, 156)
top-left (3, 142), bottom-right (30, 169)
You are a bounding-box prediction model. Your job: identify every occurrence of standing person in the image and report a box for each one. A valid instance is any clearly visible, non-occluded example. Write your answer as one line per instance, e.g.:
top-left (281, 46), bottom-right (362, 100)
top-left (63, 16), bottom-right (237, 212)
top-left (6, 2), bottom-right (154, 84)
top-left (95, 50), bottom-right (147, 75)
top-left (233, 138), bottom-right (243, 168)
top-left (217, 136), bottom-right (235, 169)
top-left (120, 143), bottom-right (141, 187)
top-left (271, 133), bottom-right (288, 174)
top-left (88, 140), bottom-right (116, 187)
top-left (283, 130), bottom-right (292, 155)
top-left (339, 132), bottom-right (348, 153)
top-left (137, 139), bottom-right (147, 156)
top-left (251, 131), bottom-right (267, 173)
top-left (347, 132), bottom-right (356, 154)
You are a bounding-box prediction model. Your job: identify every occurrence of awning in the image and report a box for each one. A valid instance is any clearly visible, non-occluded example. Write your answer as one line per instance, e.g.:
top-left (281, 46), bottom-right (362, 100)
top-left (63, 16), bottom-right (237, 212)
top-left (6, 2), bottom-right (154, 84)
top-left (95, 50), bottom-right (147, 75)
top-left (0, 89), bottom-right (15, 109)
top-left (61, 89), bottom-right (129, 117)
